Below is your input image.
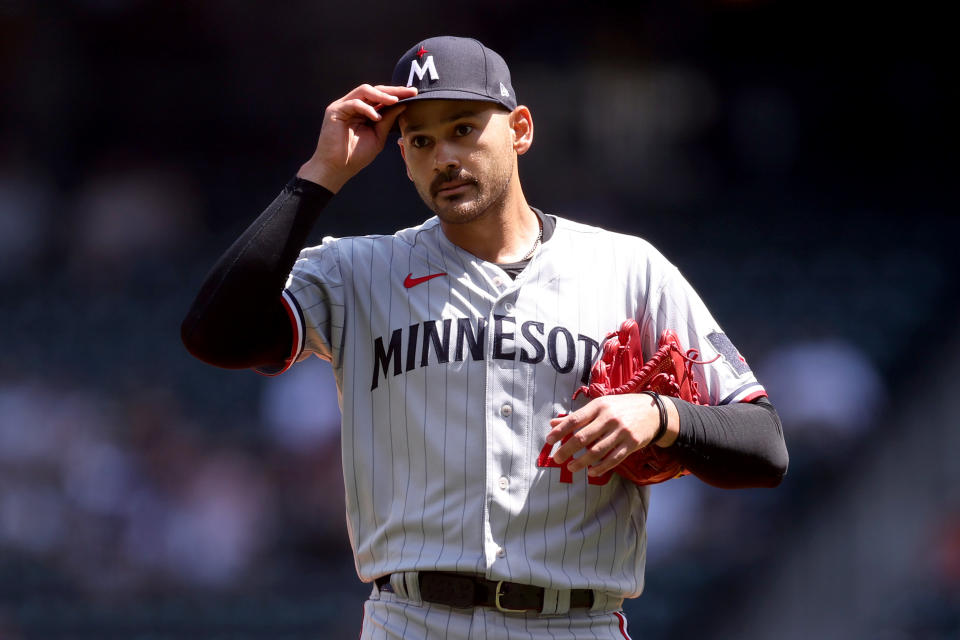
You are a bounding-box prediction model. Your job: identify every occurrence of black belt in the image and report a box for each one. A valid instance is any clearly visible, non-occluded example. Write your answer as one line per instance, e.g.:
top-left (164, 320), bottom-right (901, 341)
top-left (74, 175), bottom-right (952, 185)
top-left (375, 572), bottom-right (594, 612)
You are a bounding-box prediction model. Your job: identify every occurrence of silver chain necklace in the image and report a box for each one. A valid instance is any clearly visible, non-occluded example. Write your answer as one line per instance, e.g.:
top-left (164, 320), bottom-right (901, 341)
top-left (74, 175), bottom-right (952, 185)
top-left (520, 219), bottom-right (543, 261)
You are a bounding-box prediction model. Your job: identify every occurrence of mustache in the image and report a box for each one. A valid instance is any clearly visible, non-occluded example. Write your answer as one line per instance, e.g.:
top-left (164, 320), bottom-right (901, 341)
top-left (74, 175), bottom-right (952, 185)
top-left (430, 170), bottom-right (477, 196)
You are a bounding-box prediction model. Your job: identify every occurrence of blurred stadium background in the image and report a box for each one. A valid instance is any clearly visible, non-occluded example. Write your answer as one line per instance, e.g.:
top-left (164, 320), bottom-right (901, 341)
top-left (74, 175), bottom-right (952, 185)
top-left (0, 1), bottom-right (955, 638)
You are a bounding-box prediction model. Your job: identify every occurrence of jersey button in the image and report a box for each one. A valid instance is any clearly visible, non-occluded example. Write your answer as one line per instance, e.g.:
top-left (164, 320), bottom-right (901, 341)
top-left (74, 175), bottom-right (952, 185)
top-left (498, 476), bottom-right (509, 490)
top-left (504, 302), bottom-right (514, 313)
top-left (496, 547), bottom-right (506, 558)
top-left (500, 404), bottom-right (512, 417)
top-left (493, 276), bottom-right (504, 288)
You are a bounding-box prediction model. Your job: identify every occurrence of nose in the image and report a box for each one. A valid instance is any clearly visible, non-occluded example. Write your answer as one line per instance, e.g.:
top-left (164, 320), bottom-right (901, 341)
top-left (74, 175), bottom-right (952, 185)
top-left (433, 139), bottom-right (460, 172)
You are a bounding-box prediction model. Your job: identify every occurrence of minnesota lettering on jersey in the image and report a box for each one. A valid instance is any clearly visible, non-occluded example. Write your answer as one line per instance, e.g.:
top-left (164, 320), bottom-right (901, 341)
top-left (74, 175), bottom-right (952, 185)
top-left (371, 315), bottom-right (601, 390)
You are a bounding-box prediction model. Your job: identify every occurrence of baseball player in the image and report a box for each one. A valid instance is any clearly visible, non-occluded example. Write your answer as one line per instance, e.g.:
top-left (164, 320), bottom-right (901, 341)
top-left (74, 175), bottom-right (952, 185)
top-left (182, 36), bottom-right (788, 639)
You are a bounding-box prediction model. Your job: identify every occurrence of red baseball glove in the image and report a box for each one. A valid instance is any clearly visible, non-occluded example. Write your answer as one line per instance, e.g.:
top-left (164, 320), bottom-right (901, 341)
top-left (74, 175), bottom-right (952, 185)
top-left (573, 319), bottom-right (716, 486)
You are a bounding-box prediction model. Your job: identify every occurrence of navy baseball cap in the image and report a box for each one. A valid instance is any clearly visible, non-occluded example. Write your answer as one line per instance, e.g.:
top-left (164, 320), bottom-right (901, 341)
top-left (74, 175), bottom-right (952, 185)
top-left (390, 36), bottom-right (517, 111)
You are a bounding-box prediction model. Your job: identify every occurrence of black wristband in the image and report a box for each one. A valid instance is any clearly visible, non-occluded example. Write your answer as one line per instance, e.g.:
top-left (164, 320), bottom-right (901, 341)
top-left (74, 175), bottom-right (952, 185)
top-left (641, 391), bottom-right (668, 446)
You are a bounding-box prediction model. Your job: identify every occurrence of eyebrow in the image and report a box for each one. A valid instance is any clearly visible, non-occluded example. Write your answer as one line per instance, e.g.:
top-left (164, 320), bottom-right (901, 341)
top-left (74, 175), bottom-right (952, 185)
top-left (402, 109), bottom-right (481, 134)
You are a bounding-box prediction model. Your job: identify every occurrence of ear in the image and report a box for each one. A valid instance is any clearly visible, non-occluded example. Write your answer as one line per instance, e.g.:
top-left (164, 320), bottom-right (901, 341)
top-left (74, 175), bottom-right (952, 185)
top-left (509, 106), bottom-right (534, 155)
top-left (397, 137), bottom-right (413, 181)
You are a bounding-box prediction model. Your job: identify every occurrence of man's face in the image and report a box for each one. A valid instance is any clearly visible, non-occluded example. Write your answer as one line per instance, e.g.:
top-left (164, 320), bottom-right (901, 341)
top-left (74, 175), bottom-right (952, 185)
top-left (397, 100), bottom-right (516, 225)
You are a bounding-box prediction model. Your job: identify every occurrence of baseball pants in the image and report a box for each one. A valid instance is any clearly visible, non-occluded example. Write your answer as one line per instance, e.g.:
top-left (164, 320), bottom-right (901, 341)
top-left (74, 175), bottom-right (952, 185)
top-left (360, 584), bottom-right (633, 640)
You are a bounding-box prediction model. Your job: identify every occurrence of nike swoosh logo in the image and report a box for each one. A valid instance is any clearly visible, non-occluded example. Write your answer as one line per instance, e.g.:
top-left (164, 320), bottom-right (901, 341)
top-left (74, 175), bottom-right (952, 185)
top-left (404, 272), bottom-right (447, 288)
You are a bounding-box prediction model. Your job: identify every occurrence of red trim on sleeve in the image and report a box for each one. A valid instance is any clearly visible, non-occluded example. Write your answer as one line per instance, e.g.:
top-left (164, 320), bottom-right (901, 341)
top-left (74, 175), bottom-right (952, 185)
top-left (740, 389), bottom-right (768, 403)
top-left (254, 291), bottom-right (304, 377)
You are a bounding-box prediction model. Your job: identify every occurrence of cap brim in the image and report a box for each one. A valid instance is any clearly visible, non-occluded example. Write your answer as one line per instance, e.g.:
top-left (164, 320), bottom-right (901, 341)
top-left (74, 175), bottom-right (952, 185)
top-left (395, 89), bottom-right (511, 107)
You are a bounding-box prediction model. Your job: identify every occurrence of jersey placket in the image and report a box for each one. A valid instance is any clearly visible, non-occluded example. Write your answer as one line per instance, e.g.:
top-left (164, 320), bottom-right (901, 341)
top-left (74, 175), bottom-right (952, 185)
top-left (480, 265), bottom-right (527, 574)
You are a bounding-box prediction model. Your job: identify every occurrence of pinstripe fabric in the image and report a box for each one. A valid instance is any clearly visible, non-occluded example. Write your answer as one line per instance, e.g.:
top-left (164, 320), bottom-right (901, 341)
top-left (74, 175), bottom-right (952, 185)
top-left (361, 590), bottom-right (634, 639)
top-left (283, 214), bottom-right (765, 599)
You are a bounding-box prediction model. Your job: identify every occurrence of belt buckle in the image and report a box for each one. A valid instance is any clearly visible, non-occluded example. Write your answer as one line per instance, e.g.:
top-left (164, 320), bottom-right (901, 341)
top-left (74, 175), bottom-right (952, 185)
top-left (494, 580), bottom-right (527, 613)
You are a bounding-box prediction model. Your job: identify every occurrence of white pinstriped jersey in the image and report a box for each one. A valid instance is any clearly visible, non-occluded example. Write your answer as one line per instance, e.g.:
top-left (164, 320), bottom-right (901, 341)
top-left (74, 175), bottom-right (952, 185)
top-left (276, 213), bottom-right (765, 599)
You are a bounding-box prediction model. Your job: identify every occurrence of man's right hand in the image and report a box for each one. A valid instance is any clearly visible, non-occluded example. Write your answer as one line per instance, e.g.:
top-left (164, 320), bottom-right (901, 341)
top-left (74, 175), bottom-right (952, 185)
top-left (297, 84), bottom-right (417, 192)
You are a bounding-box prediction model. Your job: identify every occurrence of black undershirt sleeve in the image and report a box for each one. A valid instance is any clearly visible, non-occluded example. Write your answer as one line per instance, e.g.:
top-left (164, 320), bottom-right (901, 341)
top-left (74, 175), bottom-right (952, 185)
top-left (669, 396), bottom-right (789, 489)
top-left (181, 177), bottom-right (333, 370)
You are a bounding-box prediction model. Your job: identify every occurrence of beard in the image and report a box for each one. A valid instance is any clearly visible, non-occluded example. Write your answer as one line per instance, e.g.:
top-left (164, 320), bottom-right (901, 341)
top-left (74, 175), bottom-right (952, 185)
top-left (416, 154), bottom-right (515, 225)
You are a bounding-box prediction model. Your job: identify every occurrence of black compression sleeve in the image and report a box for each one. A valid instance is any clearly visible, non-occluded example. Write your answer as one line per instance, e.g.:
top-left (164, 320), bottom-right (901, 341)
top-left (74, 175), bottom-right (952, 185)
top-left (181, 177), bottom-right (333, 369)
top-left (669, 396), bottom-right (789, 489)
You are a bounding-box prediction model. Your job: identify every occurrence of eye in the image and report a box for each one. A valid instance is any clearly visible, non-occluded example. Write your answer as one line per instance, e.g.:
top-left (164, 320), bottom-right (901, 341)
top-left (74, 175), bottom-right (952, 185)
top-left (410, 135), bottom-right (430, 149)
top-left (454, 124), bottom-right (473, 137)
